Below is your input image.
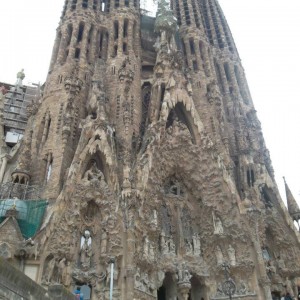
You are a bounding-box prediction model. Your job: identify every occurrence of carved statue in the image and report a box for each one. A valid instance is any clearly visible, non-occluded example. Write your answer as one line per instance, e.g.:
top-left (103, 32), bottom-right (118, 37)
top-left (185, 239), bottom-right (193, 255)
top-left (169, 237), bottom-right (176, 255)
top-left (160, 101), bottom-right (169, 121)
top-left (285, 277), bottom-right (294, 296)
top-left (228, 244), bottom-right (236, 266)
top-left (16, 69), bottom-right (25, 86)
top-left (213, 212), bottom-right (224, 235)
top-left (58, 257), bottom-right (66, 283)
top-left (84, 162), bottom-right (104, 182)
top-left (150, 210), bottom-right (158, 228)
top-left (44, 257), bottom-right (56, 283)
top-left (143, 236), bottom-right (150, 258)
top-left (134, 268), bottom-right (142, 290)
top-left (87, 81), bottom-right (99, 117)
top-left (80, 230), bottom-right (92, 270)
top-left (216, 283), bottom-right (224, 296)
top-left (192, 233), bottom-right (201, 256)
top-left (215, 246), bottom-right (224, 265)
top-left (62, 260), bottom-right (72, 287)
top-left (160, 232), bottom-right (169, 255)
top-left (100, 229), bottom-right (107, 255)
top-left (238, 280), bottom-right (249, 295)
top-left (149, 242), bottom-right (155, 261)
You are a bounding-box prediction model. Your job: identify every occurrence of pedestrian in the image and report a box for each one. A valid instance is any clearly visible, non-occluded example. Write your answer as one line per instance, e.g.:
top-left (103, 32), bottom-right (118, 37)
top-left (285, 292), bottom-right (293, 300)
top-left (73, 286), bottom-right (84, 300)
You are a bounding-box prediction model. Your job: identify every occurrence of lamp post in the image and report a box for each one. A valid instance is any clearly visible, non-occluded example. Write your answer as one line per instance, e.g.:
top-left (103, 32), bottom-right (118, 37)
top-left (109, 257), bottom-right (115, 300)
top-left (221, 262), bottom-right (236, 300)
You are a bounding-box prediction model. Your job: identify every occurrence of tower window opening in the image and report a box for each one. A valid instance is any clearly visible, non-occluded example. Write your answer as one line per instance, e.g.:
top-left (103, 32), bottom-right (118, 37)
top-left (87, 25), bottom-right (94, 63)
top-left (158, 83), bottom-right (166, 119)
top-left (101, 0), bottom-right (106, 11)
top-left (199, 41), bottom-right (207, 75)
top-left (247, 168), bottom-right (255, 187)
top-left (71, 0), bottom-right (77, 10)
top-left (106, 0), bottom-right (110, 12)
top-left (181, 39), bottom-right (188, 66)
top-left (203, 7), bottom-right (213, 45)
top-left (75, 48), bottom-right (81, 59)
top-left (183, 0), bottom-right (191, 26)
top-left (82, 0), bottom-right (89, 8)
top-left (114, 21), bottom-right (119, 40)
top-left (98, 31), bottom-right (103, 58)
top-left (215, 2), bottom-right (234, 52)
top-left (174, 0), bottom-right (182, 26)
top-left (66, 24), bottom-right (73, 47)
top-left (191, 0), bottom-right (200, 28)
top-left (123, 19), bottom-right (128, 37)
top-left (189, 38), bottom-right (195, 55)
top-left (63, 23), bottom-right (73, 62)
top-left (77, 22), bottom-right (85, 43)
top-left (45, 117), bottom-right (51, 142)
top-left (138, 83), bottom-right (152, 148)
top-left (193, 60), bottom-right (198, 71)
top-left (46, 159), bottom-right (53, 183)
top-left (132, 21), bottom-right (137, 56)
top-left (93, 0), bottom-right (97, 10)
top-left (123, 43), bottom-right (127, 54)
top-left (209, 0), bottom-right (224, 48)
top-left (234, 65), bottom-right (248, 103)
top-left (125, 0), bottom-right (129, 7)
top-left (214, 59), bottom-right (224, 93)
top-left (133, 0), bottom-right (137, 8)
top-left (224, 63), bottom-right (232, 83)
top-left (113, 45), bottom-right (118, 57)
top-left (62, 0), bottom-right (69, 17)
top-left (115, 0), bottom-right (119, 8)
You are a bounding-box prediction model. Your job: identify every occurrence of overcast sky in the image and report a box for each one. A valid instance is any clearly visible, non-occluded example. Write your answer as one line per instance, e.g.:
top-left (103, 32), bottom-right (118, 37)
top-left (0, 0), bottom-right (299, 206)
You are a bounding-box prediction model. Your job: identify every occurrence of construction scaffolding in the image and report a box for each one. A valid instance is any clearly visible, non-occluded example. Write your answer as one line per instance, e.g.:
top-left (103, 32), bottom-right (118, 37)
top-left (1, 81), bottom-right (41, 146)
top-left (0, 183), bottom-right (47, 238)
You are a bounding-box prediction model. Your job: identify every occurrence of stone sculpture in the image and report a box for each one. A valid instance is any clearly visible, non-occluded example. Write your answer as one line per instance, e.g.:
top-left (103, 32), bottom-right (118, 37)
top-left (80, 230), bottom-right (92, 270)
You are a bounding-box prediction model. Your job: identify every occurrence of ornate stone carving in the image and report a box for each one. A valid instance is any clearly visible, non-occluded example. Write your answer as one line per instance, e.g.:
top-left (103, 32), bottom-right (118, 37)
top-left (216, 246), bottom-right (224, 265)
top-left (213, 212), bottom-right (224, 235)
top-left (80, 230), bottom-right (92, 271)
top-left (227, 244), bottom-right (236, 266)
top-left (64, 71), bottom-right (83, 95)
top-left (118, 57), bottom-right (135, 89)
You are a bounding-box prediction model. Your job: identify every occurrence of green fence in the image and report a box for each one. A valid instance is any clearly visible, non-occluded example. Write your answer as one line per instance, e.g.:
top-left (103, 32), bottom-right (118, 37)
top-left (0, 199), bottom-right (48, 238)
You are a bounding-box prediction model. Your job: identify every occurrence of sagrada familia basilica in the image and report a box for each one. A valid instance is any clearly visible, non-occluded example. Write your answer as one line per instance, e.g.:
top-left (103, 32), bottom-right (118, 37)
top-left (0, 0), bottom-right (299, 299)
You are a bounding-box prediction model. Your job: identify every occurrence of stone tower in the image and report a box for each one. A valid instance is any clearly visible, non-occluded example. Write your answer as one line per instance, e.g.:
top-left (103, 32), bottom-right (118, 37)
top-left (0, 0), bottom-right (300, 299)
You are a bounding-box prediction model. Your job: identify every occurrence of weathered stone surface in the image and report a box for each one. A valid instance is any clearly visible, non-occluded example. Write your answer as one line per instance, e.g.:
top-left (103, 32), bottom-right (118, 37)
top-left (0, 0), bottom-right (299, 299)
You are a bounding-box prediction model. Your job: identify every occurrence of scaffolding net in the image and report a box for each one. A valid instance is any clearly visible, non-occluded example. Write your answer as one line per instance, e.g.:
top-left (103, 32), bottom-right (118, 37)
top-left (0, 183), bottom-right (48, 239)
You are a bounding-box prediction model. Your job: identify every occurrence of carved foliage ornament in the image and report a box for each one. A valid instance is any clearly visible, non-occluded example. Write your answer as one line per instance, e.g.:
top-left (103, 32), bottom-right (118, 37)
top-left (118, 57), bottom-right (135, 87)
top-left (64, 75), bottom-right (83, 95)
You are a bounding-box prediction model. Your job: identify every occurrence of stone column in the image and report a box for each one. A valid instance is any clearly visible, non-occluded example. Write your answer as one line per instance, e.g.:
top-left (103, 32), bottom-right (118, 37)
top-left (127, 20), bottom-right (133, 53)
top-left (81, 24), bottom-right (92, 63)
top-left (183, 39), bottom-right (193, 70)
top-left (0, 154), bottom-right (9, 183)
top-left (90, 26), bottom-right (98, 64)
top-left (117, 18), bottom-right (123, 56)
top-left (194, 39), bottom-right (204, 73)
top-left (247, 209), bottom-right (272, 300)
top-left (69, 24), bottom-right (80, 60)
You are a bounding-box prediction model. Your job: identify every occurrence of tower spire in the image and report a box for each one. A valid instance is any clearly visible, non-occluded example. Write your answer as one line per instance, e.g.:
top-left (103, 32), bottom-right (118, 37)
top-left (283, 177), bottom-right (300, 223)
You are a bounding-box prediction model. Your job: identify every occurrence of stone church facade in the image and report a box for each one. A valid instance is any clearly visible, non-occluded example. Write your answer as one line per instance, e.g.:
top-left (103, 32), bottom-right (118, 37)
top-left (0, 0), bottom-right (300, 299)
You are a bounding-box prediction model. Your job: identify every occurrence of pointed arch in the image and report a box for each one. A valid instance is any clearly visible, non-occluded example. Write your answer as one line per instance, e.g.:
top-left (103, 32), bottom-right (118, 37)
top-left (165, 102), bottom-right (199, 144)
top-left (77, 128), bottom-right (114, 185)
